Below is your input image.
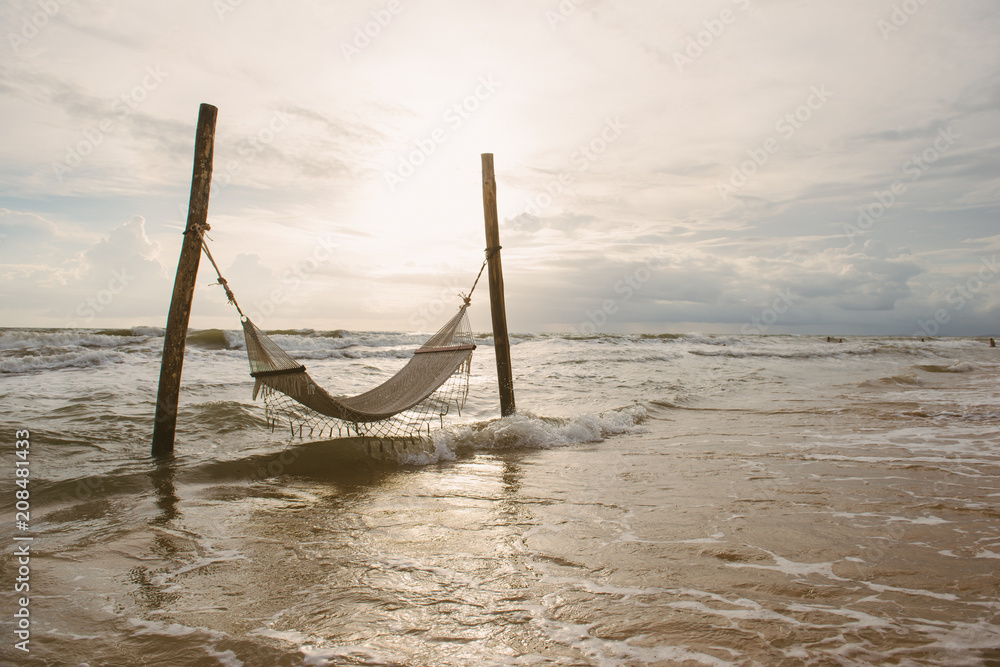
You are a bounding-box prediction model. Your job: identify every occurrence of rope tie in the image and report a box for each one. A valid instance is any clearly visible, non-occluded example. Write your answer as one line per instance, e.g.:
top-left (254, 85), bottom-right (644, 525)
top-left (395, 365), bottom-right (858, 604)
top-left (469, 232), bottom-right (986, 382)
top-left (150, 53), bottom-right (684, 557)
top-left (184, 219), bottom-right (211, 237)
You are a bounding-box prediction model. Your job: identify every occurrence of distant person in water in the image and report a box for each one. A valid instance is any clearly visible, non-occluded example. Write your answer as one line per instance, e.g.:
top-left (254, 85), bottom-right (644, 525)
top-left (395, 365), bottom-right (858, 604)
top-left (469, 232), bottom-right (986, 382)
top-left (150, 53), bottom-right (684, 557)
top-left (991, 338), bottom-right (996, 347)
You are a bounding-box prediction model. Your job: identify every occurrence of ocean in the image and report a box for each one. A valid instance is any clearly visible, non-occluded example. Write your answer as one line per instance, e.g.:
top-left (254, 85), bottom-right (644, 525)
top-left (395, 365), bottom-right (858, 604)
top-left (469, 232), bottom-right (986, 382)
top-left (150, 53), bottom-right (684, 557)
top-left (1, 326), bottom-right (999, 666)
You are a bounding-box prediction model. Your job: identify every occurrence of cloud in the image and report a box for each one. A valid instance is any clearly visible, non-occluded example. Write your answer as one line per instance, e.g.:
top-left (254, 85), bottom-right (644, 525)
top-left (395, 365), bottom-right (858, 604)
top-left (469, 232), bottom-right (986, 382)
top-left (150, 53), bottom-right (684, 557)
top-left (1, 0), bottom-right (999, 334)
top-left (0, 212), bottom-right (173, 326)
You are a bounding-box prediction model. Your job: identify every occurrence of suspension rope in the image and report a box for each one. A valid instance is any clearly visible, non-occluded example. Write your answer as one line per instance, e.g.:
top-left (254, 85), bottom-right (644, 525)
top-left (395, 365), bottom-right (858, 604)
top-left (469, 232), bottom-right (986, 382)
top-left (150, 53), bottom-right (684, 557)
top-left (200, 240), bottom-right (246, 319)
top-left (462, 246), bottom-right (500, 306)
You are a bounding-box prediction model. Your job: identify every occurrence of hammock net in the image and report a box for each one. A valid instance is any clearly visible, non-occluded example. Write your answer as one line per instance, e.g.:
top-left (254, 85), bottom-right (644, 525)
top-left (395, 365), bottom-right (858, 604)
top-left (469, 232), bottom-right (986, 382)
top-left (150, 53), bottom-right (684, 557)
top-left (240, 304), bottom-right (476, 439)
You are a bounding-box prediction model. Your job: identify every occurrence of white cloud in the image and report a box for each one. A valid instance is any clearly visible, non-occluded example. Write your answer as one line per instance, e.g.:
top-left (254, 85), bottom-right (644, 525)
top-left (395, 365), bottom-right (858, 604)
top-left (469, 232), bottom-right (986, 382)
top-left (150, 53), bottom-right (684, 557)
top-left (1, 0), bottom-right (998, 333)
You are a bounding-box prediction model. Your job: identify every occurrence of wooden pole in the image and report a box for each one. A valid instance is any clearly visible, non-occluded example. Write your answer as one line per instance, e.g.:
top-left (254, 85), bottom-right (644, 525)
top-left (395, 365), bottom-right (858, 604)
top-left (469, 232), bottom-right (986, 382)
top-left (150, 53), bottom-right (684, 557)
top-left (481, 153), bottom-right (516, 417)
top-left (152, 103), bottom-right (218, 457)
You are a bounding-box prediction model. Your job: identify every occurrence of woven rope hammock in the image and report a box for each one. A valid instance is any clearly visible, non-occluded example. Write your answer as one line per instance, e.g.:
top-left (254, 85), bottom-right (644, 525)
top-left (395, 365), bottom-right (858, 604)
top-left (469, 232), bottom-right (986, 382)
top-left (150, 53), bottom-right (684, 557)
top-left (202, 240), bottom-right (487, 439)
top-left (245, 305), bottom-right (476, 438)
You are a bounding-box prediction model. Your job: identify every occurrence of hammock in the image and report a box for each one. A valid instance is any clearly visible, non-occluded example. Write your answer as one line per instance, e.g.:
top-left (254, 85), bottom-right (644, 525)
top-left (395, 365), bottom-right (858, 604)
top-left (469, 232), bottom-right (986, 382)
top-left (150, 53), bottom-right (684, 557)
top-left (243, 305), bottom-right (476, 438)
top-left (202, 240), bottom-right (484, 439)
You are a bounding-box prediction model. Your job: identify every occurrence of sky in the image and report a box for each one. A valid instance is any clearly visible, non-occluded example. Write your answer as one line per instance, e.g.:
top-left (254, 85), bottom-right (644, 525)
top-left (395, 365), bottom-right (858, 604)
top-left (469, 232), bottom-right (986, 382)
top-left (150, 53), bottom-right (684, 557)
top-left (0, 0), bottom-right (998, 335)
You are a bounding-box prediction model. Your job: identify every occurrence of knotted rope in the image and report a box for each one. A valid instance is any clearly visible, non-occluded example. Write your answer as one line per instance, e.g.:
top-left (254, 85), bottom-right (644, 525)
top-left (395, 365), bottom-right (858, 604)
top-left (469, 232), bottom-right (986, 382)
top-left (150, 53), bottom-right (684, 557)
top-left (200, 239), bottom-right (245, 319)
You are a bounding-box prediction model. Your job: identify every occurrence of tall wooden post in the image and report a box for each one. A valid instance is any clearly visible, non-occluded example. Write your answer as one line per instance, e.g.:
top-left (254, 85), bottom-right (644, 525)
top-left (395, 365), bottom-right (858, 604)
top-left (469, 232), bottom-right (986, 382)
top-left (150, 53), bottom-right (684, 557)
top-left (152, 103), bottom-right (218, 457)
top-left (481, 153), bottom-right (516, 416)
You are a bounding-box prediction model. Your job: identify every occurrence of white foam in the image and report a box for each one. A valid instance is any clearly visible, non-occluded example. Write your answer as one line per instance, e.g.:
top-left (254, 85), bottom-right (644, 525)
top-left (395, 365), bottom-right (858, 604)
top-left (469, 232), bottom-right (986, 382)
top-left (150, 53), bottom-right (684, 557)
top-left (832, 511), bottom-right (951, 525)
top-left (726, 548), bottom-right (848, 581)
top-left (129, 618), bottom-right (231, 641)
top-left (862, 582), bottom-right (960, 602)
top-left (667, 599), bottom-right (800, 624)
top-left (673, 533), bottom-right (728, 544)
top-left (206, 648), bottom-right (243, 667)
top-left (538, 570), bottom-right (664, 597)
top-left (0, 330), bottom-right (136, 350)
top-left (300, 645), bottom-right (399, 666)
top-left (948, 361), bottom-right (977, 372)
top-left (531, 614), bottom-right (736, 666)
top-left (907, 618), bottom-right (1000, 655)
top-left (222, 329), bottom-right (245, 349)
top-left (249, 626), bottom-right (314, 645)
top-left (145, 529), bottom-right (248, 592)
top-left (151, 550), bottom-right (249, 591)
top-left (128, 619), bottom-right (243, 667)
top-left (397, 436), bottom-right (458, 466)
top-left (784, 602), bottom-right (897, 630)
top-left (0, 348), bottom-right (126, 373)
top-left (434, 405), bottom-right (647, 453)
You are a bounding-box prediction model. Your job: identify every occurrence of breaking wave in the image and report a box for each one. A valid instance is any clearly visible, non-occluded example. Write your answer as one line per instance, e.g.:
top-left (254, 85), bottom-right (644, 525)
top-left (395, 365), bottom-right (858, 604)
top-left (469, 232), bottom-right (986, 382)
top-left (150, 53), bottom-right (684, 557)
top-left (418, 405), bottom-right (648, 464)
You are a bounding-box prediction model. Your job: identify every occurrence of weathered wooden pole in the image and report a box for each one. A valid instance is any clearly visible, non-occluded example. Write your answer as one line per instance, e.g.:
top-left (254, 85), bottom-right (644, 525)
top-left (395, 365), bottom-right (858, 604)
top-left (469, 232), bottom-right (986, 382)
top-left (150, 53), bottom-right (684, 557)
top-left (152, 103), bottom-right (218, 457)
top-left (481, 153), bottom-right (516, 417)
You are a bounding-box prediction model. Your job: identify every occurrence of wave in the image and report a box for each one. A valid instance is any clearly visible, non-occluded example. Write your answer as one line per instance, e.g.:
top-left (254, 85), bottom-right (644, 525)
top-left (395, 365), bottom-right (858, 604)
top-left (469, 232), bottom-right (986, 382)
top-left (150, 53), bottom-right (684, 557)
top-left (689, 348), bottom-right (841, 360)
top-left (867, 374), bottom-right (923, 387)
top-left (265, 330), bottom-right (425, 352)
top-left (688, 345), bottom-right (881, 360)
top-left (916, 362), bottom-right (976, 373)
top-left (0, 330), bottom-right (140, 351)
top-left (423, 405), bottom-right (648, 462)
top-left (556, 352), bottom-right (681, 365)
top-left (208, 406), bottom-right (651, 470)
top-left (186, 329), bottom-right (233, 350)
top-left (0, 348), bottom-right (127, 373)
top-left (639, 333), bottom-right (685, 341)
top-left (131, 325), bottom-right (165, 337)
top-left (183, 401), bottom-right (269, 433)
top-left (291, 348), bottom-right (413, 361)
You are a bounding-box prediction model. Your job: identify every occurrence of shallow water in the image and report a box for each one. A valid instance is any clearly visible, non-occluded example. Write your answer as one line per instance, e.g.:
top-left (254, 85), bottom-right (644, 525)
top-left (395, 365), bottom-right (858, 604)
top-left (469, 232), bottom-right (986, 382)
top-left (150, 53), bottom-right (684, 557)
top-left (1, 329), bottom-right (999, 665)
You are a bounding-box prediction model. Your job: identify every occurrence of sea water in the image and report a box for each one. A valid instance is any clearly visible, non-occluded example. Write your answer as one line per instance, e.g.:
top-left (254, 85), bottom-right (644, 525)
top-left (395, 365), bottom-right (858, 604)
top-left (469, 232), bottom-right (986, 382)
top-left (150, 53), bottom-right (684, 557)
top-left (1, 328), bottom-right (998, 665)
